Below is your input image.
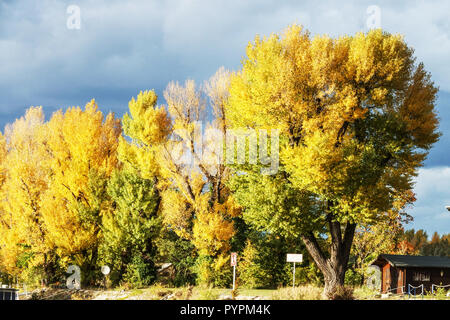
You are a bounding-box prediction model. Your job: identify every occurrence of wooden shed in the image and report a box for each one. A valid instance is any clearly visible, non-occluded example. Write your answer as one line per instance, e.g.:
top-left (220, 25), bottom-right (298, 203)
top-left (371, 254), bottom-right (450, 294)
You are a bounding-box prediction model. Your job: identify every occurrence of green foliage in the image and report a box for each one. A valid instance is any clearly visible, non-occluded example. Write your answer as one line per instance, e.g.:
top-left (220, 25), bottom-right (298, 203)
top-left (239, 240), bottom-right (268, 289)
top-left (193, 255), bottom-right (232, 288)
top-left (295, 263), bottom-right (324, 286)
top-left (238, 233), bottom-right (311, 289)
top-left (15, 248), bottom-right (45, 287)
top-left (13, 245), bottom-right (63, 287)
top-left (99, 168), bottom-right (161, 286)
top-left (0, 24), bottom-right (443, 293)
top-left (156, 229), bottom-right (197, 286)
top-left (228, 169), bottom-right (321, 239)
top-left (226, 24), bottom-right (440, 297)
top-left (122, 254), bottom-right (156, 288)
top-left (396, 229), bottom-right (450, 256)
top-left (344, 268), bottom-right (363, 286)
top-left (431, 286), bottom-right (449, 300)
top-left (421, 232), bottom-right (450, 256)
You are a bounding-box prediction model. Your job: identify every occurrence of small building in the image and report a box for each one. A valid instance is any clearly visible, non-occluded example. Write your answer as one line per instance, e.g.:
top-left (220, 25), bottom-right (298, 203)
top-left (371, 254), bottom-right (450, 294)
top-left (0, 288), bottom-right (19, 300)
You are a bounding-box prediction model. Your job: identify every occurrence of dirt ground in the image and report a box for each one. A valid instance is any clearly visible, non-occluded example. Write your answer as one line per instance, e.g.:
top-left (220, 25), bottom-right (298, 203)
top-left (20, 287), bottom-right (269, 300)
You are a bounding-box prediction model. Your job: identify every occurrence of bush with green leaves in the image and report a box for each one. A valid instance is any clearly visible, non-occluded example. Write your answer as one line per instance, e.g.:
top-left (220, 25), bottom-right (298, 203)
top-left (193, 255), bottom-right (232, 288)
top-left (99, 169), bottom-right (161, 287)
top-left (344, 268), bottom-right (363, 286)
top-left (155, 229), bottom-right (197, 287)
top-left (237, 233), bottom-right (313, 289)
top-left (122, 254), bottom-right (156, 288)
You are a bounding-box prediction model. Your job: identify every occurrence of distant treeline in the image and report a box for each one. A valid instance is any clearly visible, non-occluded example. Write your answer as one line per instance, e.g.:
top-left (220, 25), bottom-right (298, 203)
top-left (397, 229), bottom-right (450, 257)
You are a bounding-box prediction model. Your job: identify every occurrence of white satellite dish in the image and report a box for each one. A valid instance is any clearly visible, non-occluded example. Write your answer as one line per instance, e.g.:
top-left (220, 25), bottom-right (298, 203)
top-left (101, 265), bottom-right (110, 275)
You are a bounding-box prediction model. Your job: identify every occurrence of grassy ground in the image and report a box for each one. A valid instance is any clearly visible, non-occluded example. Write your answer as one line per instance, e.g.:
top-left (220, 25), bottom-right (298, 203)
top-left (20, 284), bottom-right (449, 300)
top-left (114, 286), bottom-right (276, 300)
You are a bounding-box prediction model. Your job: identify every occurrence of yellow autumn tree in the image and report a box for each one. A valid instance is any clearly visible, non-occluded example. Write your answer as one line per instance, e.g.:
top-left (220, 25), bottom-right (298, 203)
top-left (0, 132), bottom-right (6, 185)
top-left (121, 68), bottom-right (240, 286)
top-left (160, 70), bottom-right (241, 286)
top-left (40, 100), bottom-right (121, 283)
top-left (0, 131), bottom-right (19, 278)
top-left (226, 25), bottom-right (439, 297)
top-left (0, 107), bottom-right (56, 284)
top-left (119, 90), bottom-right (172, 179)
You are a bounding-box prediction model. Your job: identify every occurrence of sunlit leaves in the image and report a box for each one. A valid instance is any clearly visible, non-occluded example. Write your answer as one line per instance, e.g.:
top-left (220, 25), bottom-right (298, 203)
top-left (227, 24), bottom-right (439, 227)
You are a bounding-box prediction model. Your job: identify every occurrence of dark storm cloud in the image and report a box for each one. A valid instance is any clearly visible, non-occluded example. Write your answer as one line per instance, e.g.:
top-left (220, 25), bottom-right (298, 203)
top-left (1, 0), bottom-right (450, 116)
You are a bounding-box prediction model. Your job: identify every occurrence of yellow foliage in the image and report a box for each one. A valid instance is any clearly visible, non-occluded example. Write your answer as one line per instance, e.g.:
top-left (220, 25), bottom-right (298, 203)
top-left (120, 90), bottom-right (172, 179)
top-left (227, 24), bottom-right (439, 224)
top-left (0, 107), bottom-right (51, 275)
top-left (160, 188), bottom-right (194, 240)
top-left (192, 199), bottom-right (236, 257)
top-left (40, 100), bottom-right (121, 256)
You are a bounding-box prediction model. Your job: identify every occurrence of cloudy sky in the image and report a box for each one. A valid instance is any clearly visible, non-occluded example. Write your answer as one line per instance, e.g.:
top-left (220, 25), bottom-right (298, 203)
top-left (0, 0), bottom-right (449, 236)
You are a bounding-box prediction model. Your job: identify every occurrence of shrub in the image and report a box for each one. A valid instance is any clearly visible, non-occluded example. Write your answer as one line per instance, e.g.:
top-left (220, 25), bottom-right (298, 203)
top-left (345, 268), bottom-right (363, 286)
top-left (326, 285), bottom-right (354, 300)
top-left (239, 240), bottom-right (268, 288)
top-left (353, 286), bottom-right (378, 300)
top-left (155, 230), bottom-right (197, 287)
top-left (194, 255), bottom-right (232, 288)
top-left (271, 285), bottom-right (323, 300)
top-left (431, 286), bottom-right (449, 300)
top-left (122, 255), bottom-right (156, 288)
top-left (295, 263), bottom-right (324, 286)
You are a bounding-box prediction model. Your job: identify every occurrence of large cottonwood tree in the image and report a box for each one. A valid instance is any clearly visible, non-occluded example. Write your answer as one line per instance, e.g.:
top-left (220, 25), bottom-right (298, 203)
top-left (40, 101), bottom-right (121, 283)
top-left (0, 108), bottom-right (55, 282)
top-left (226, 25), bottom-right (440, 297)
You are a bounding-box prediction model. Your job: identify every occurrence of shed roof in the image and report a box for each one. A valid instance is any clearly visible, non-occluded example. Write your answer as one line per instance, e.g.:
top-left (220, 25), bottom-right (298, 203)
top-left (373, 254), bottom-right (450, 268)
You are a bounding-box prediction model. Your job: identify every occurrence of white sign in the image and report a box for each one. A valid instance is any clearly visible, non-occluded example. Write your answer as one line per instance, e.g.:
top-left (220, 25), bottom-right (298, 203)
top-left (101, 265), bottom-right (110, 275)
top-left (287, 254), bottom-right (303, 263)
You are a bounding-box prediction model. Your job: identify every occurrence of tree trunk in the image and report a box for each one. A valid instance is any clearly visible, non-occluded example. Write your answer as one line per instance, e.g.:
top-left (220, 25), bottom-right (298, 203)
top-left (43, 252), bottom-right (55, 286)
top-left (322, 261), bottom-right (347, 299)
top-left (301, 218), bottom-right (356, 299)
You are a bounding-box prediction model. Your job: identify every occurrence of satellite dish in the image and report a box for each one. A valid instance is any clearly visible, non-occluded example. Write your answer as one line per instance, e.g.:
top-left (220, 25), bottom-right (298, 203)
top-left (101, 265), bottom-right (110, 275)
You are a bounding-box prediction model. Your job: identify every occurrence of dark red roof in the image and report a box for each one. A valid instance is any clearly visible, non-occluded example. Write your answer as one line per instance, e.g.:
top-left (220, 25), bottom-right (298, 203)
top-left (373, 254), bottom-right (450, 268)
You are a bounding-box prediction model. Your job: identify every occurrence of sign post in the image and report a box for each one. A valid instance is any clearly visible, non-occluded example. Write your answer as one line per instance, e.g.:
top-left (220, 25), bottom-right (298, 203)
top-left (286, 254), bottom-right (303, 288)
top-left (231, 252), bottom-right (237, 290)
top-left (101, 265), bottom-right (110, 289)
